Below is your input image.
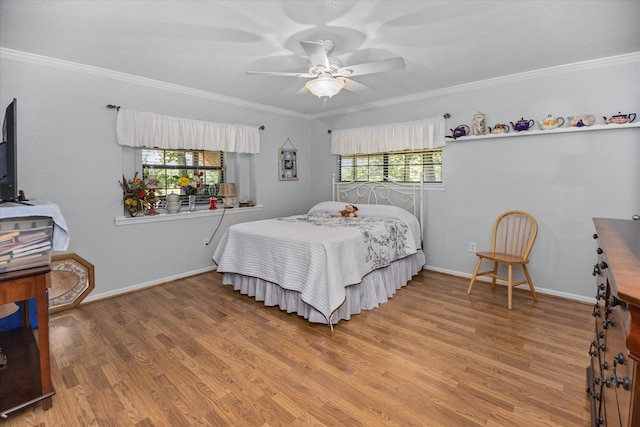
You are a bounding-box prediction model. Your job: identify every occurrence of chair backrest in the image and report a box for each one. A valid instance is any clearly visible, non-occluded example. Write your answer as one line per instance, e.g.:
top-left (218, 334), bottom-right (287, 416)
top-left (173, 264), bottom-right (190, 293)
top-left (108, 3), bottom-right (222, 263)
top-left (490, 210), bottom-right (538, 259)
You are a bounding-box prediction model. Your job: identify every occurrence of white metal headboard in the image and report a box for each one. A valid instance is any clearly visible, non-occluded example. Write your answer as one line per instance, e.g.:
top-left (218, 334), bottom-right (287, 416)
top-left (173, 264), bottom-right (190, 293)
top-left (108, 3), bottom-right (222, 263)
top-left (332, 174), bottom-right (424, 237)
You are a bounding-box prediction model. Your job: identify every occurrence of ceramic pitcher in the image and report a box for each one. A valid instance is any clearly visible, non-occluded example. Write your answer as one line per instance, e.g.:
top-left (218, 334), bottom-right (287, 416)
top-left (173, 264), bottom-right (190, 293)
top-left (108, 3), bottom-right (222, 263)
top-left (473, 112), bottom-right (486, 136)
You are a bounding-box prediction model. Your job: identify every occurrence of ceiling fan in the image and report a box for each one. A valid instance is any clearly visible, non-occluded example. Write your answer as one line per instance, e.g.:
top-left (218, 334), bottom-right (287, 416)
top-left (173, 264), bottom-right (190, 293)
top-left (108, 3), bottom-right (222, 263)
top-left (246, 39), bottom-right (406, 100)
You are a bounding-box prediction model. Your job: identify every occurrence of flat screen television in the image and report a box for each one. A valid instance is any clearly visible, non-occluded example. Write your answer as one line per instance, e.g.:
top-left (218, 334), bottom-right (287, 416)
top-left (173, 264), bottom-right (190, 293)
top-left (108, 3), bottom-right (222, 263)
top-left (1, 98), bottom-right (19, 202)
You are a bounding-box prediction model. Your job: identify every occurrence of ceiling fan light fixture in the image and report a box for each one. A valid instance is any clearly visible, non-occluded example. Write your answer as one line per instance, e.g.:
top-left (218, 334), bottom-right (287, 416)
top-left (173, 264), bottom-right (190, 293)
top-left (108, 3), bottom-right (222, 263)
top-left (305, 74), bottom-right (345, 99)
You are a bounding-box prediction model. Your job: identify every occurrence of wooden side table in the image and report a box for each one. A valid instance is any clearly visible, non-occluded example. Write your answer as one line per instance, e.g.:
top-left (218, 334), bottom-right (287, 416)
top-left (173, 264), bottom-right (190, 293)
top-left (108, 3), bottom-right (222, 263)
top-left (0, 265), bottom-right (54, 418)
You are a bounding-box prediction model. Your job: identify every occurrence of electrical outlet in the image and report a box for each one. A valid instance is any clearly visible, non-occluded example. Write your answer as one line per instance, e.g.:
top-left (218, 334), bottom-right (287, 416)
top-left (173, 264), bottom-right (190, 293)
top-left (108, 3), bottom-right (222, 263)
top-left (468, 242), bottom-right (476, 253)
top-left (203, 238), bottom-right (209, 247)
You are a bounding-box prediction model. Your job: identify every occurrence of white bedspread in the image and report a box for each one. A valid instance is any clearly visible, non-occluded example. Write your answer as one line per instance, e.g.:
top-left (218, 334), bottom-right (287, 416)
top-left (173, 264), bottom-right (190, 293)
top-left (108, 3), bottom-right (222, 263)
top-left (213, 212), bottom-right (418, 323)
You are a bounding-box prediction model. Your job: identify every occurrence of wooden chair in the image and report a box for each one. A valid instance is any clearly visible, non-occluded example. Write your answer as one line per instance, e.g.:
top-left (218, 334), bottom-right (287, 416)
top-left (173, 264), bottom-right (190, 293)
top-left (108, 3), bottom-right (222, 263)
top-left (467, 210), bottom-right (538, 309)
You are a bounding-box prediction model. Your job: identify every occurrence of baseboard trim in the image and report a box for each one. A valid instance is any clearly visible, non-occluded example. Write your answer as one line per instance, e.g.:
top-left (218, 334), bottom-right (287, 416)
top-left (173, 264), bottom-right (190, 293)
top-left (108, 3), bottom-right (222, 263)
top-left (79, 264), bottom-right (594, 309)
top-left (82, 266), bottom-right (217, 305)
top-left (423, 265), bottom-right (595, 304)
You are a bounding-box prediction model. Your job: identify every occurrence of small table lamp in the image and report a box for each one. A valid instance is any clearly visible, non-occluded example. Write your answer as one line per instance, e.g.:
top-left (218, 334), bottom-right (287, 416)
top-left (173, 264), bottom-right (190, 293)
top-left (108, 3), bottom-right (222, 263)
top-left (218, 183), bottom-right (236, 208)
top-left (145, 175), bottom-right (161, 216)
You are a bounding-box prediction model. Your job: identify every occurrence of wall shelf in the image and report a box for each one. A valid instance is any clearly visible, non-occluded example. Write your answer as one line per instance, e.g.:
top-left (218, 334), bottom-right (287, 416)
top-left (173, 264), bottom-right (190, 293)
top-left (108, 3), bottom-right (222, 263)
top-left (448, 121), bottom-right (640, 142)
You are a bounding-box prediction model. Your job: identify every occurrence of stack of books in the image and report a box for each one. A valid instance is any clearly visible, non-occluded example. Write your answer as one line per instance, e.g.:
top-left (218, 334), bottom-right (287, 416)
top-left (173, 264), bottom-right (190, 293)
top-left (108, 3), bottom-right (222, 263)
top-left (0, 217), bottom-right (53, 273)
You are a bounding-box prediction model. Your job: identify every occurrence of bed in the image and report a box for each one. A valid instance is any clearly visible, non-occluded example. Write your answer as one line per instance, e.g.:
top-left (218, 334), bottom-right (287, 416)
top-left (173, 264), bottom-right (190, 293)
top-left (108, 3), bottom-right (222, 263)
top-left (212, 179), bottom-right (425, 327)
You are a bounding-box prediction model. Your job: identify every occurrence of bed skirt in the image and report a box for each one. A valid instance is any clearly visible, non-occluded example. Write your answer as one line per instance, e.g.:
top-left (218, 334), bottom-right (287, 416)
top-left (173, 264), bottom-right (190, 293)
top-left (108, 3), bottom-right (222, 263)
top-left (220, 249), bottom-right (425, 325)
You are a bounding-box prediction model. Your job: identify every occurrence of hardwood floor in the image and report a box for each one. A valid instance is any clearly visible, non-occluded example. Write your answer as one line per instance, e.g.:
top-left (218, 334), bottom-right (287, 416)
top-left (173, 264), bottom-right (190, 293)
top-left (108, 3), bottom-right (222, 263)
top-left (4, 270), bottom-right (593, 426)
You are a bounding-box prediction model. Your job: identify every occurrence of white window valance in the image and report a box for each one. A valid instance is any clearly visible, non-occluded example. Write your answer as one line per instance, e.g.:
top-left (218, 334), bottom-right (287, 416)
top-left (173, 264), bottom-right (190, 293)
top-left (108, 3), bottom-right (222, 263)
top-left (116, 108), bottom-right (260, 153)
top-left (330, 116), bottom-right (445, 155)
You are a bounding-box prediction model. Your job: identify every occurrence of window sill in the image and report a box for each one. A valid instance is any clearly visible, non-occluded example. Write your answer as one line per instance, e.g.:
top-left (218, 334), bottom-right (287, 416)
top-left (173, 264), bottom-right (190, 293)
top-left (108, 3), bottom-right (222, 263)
top-left (423, 183), bottom-right (444, 190)
top-left (114, 204), bottom-right (263, 226)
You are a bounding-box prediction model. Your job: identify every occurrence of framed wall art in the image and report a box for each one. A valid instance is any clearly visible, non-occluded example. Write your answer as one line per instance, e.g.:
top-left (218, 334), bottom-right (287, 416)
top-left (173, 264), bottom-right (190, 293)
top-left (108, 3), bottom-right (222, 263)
top-left (278, 138), bottom-right (298, 181)
top-left (48, 253), bottom-right (95, 313)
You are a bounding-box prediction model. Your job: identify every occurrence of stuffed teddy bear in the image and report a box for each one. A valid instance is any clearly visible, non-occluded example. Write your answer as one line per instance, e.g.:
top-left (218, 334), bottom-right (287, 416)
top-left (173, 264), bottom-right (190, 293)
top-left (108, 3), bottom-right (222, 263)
top-left (338, 204), bottom-right (358, 217)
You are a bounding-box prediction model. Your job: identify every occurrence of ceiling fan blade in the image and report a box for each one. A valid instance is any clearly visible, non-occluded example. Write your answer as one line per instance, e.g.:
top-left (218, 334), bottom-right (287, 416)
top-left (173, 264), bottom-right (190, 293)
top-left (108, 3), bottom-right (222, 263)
top-left (336, 57), bottom-right (406, 77)
top-left (300, 40), bottom-right (330, 69)
top-left (246, 70), bottom-right (314, 78)
top-left (342, 78), bottom-right (373, 94)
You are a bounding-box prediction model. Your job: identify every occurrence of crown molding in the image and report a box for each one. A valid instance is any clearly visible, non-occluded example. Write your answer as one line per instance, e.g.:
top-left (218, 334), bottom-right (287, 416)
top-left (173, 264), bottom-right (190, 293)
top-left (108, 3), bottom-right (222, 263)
top-left (3, 48), bottom-right (637, 121)
top-left (311, 52), bottom-right (640, 119)
top-left (0, 48), bottom-right (310, 119)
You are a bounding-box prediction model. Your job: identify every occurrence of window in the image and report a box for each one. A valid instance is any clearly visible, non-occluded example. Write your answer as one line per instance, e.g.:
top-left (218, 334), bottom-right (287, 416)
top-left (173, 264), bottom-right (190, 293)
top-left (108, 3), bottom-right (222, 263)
top-left (141, 148), bottom-right (224, 205)
top-left (338, 148), bottom-right (442, 183)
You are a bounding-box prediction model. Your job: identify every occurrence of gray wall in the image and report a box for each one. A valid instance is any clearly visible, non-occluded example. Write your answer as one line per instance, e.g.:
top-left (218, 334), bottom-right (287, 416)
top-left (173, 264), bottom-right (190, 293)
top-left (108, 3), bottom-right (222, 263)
top-left (312, 55), bottom-right (640, 301)
top-left (1, 51), bottom-right (638, 303)
top-left (1, 55), bottom-right (313, 299)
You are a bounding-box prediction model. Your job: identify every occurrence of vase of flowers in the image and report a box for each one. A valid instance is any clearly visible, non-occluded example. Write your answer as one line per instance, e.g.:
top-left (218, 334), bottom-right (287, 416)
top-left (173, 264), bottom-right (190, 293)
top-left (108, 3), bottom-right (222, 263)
top-left (178, 172), bottom-right (203, 212)
top-left (119, 172), bottom-right (148, 217)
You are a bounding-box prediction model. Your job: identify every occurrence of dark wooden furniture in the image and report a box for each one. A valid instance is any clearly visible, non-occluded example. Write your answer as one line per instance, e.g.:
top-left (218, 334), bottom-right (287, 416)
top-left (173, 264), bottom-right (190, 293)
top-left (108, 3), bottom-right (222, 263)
top-left (588, 218), bottom-right (640, 426)
top-left (0, 266), bottom-right (54, 417)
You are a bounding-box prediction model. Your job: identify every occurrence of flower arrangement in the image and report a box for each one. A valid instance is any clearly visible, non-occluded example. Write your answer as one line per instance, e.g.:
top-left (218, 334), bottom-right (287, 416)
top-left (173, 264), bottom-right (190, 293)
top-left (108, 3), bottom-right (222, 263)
top-left (178, 172), bottom-right (203, 196)
top-left (119, 172), bottom-right (148, 216)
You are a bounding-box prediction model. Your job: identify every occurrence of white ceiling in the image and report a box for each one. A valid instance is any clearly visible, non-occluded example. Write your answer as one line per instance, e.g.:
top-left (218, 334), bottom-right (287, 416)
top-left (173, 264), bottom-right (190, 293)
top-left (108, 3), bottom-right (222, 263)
top-left (1, 1), bottom-right (639, 118)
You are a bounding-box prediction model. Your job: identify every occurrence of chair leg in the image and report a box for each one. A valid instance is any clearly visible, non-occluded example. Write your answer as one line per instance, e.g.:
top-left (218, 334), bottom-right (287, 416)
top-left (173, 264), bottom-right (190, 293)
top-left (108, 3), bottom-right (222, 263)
top-left (507, 265), bottom-right (513, 310)
top-left (522, 264), bottom-right (538, 302)
top-left (467, 257), bottom-right (483, 295)
top-left (491, 261), bottom-right (498, 288)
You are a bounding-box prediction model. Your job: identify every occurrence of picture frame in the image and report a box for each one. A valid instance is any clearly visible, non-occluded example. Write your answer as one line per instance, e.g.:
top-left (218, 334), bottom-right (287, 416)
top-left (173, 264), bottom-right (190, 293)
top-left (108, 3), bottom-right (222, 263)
top-left (48, 253), bottom-right (95, 313)
top-left (278, 148), bottom-right (298, 181)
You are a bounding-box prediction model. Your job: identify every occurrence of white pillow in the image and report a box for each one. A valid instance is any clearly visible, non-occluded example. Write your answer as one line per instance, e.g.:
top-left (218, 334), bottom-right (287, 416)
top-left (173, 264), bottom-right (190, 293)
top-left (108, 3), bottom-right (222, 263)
top-left (308, 201), bottom-right (422, 247)
top-left (308, 201), bottom-right (346, 215)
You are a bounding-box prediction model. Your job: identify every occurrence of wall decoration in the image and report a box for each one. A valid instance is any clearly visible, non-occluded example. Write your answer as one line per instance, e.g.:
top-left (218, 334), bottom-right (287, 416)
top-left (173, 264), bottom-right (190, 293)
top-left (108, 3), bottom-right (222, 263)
top-left (49, 253), bottom-right (95, 313)
top-left (279, 138), bottom-right (298, 181)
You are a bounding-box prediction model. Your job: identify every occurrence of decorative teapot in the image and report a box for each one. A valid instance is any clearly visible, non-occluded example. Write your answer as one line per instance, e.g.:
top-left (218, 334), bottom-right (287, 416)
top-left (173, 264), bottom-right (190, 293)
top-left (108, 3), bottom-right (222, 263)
top-left (166, 193), bottom-right (181, 214)
top-left (510, 117), bottom-right (535, 132)
top-left (489, 123), bottom-right (510, 134)
top-left (603, 112), bottom-right (636, 124)
top-left (449, 124), bottom-right (470, 139)
top-left (538, 114), bottom-right (565, 130)
top-left (568, 114), bottom-right (596, 127)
